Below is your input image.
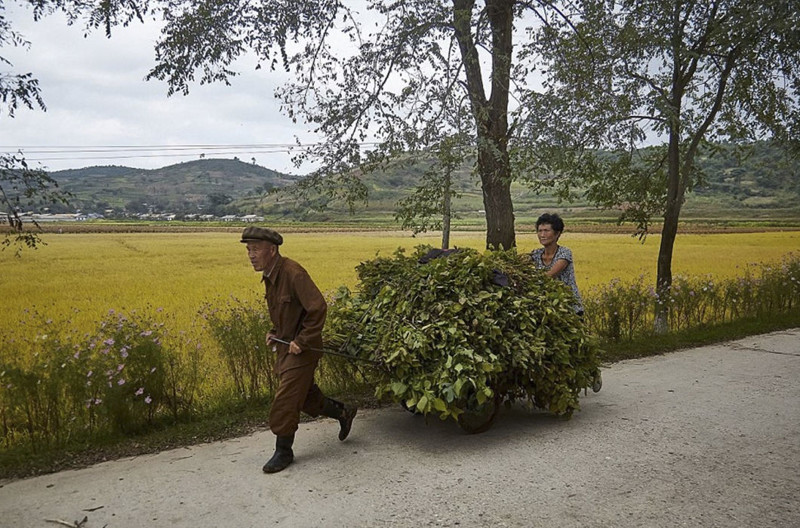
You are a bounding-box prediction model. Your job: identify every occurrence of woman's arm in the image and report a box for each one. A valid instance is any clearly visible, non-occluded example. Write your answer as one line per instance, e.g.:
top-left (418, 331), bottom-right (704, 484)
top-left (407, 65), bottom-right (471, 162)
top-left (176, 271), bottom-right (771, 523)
top-left (545, 258), bottom-right (569, 278)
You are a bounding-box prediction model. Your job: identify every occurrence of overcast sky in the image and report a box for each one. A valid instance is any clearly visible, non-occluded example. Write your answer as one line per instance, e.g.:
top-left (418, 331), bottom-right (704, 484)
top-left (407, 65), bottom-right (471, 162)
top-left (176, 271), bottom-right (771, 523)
top-left (1, 4), bottom-right (320, 175)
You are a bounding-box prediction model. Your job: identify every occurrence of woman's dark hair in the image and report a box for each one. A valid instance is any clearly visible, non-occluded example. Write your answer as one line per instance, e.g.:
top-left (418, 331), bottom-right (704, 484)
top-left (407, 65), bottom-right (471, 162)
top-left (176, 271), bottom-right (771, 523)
top-left (536, 213), bottom-right (564, 233)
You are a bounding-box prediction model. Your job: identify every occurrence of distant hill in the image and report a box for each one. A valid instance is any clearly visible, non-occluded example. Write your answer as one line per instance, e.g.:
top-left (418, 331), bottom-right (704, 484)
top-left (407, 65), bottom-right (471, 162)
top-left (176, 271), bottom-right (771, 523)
top-left (38, 143), bottom-right (800, 224)
top-left (251, 142), bottom-right (800, 224)
top-left (49, 159), bottom-right (301, 214)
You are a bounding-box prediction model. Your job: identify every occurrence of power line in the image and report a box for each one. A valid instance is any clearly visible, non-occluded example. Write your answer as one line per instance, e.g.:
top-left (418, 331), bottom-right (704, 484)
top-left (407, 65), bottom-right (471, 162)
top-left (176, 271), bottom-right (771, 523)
top-left (1, 143), bottom-right (307, 153)
top-left (13, 151), bottom-right (300, 163)
top-left (0, 142), bottom-right (381, 163)
top-left (1, 142), bottom-right (380, 153)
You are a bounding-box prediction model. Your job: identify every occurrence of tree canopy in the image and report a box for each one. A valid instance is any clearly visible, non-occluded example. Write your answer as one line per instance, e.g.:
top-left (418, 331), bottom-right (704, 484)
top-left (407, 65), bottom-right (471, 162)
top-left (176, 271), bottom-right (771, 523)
top-left (524, 0), bottom-right (800, 329)
top-left (141, 0), bottom-right (561, 248)
top-left (19, 0), bottom-right (583, 249)
top-left (1, 1), bottom-right (71, 254)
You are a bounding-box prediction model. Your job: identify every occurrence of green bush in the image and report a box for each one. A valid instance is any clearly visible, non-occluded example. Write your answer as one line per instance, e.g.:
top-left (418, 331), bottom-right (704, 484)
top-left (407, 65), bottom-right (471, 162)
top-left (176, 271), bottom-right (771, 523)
top-left (584, 252), bottom-right (800, 341)
top-left (88, 310), bottom-right (169, 433)
top-left (325, 247), bottom-right (602, 425)
top-left (0, 308), bottom-right (201, 450)
top-left (0, 314), bottom-right (85, 449)
top-left (583, 276), bottom-right (653, 341)
top-left (161, 326), bottom-right (208, 421)
top-left (200, 296), bottom-right (275, 402)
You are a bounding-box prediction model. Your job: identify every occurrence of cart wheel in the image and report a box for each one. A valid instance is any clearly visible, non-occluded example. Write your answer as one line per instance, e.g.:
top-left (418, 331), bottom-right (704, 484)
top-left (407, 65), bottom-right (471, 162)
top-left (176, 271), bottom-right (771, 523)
top-left (457, 394), bottom-right (502, 434)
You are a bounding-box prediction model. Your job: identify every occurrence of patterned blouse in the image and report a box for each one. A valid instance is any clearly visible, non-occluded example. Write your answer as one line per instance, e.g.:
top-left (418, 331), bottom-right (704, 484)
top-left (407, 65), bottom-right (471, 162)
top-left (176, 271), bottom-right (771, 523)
top-left (530, 245), bottom-right (584, 313)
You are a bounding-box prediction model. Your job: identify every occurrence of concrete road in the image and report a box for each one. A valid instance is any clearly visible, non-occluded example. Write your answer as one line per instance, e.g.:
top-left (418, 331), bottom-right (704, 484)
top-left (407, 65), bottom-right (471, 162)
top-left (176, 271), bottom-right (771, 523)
top-left (1, 329), bottom-right (798, 528)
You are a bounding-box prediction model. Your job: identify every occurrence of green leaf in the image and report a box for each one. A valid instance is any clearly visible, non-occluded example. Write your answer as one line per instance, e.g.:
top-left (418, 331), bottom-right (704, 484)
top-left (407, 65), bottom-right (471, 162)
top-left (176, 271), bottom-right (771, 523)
top-left (390, 381), bottom-right (407, 396)
top-left (453, 378), bottom-right (465, 396)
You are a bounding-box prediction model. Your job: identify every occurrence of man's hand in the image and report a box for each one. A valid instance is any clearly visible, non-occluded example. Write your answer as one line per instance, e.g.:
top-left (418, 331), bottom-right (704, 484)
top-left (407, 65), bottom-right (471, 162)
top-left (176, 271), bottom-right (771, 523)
top-left (289, 341), bottom-right (302, 355)
top-left (267, 333), bottom-right (277, 351)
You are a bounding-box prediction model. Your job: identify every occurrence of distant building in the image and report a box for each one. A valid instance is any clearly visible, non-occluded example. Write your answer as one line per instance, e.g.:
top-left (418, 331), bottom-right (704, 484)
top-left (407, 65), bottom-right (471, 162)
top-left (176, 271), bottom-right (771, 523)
top-left (31, 213), bottom-right (87, 222)
top-left (241, 215), bottom-right (265, 223)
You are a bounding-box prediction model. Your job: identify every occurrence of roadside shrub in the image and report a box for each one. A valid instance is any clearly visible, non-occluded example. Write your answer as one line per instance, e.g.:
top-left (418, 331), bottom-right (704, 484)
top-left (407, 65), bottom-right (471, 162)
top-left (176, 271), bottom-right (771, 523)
top-left (315, 354), bottom-right (367, 398)
top-left (200, 296), bottom-right (275, 402)
top-left (88, 310), bottom-right (168, 434)
top-left (0, 307), bottom-right (201, 450)
top-left (584, 252), bottom-right (800, 339)
top-left (665, 275), bottom-right (714, 330)
top-left (583, 276), bottom-right (652, 341)
top-left (161, 326), bottom-right (208, 420)
top-left (326, 247), bottom-right (602, 425)
top-left (0, 312), bottom-right (87, 449)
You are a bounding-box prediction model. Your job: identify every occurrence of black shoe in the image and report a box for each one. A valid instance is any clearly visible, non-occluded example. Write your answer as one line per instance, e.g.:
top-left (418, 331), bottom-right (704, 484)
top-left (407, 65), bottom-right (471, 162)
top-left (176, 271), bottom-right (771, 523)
top-left (592, 371), bottom-right (603, 393)
top-left (263, 434), bottom-right (294, 473)
top-left (338, 405), bottom-right (357, 441)
top-left (322, 397), bottom-right (358, 441)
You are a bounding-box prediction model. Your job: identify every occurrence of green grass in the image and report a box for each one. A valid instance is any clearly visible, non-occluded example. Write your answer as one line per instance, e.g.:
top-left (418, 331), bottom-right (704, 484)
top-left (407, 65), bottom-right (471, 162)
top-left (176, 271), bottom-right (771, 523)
top-left (599, 311), bottom-right (800, 362)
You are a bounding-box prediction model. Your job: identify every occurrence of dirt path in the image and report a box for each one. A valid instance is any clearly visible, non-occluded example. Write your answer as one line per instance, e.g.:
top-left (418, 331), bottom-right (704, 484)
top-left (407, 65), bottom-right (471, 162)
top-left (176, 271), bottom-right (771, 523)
top-left (2, 329), bottom-right (798, 528)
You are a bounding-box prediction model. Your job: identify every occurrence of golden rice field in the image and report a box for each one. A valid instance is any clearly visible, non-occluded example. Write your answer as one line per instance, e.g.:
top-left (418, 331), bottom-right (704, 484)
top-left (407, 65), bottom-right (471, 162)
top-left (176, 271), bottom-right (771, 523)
top-left (1, 230), bottom-right (799, 340)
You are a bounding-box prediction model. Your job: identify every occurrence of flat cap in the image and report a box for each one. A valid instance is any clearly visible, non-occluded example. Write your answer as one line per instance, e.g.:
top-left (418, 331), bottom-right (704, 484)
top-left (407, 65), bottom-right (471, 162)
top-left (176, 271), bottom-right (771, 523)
top-left (240, 226), bottom-right (283, 245)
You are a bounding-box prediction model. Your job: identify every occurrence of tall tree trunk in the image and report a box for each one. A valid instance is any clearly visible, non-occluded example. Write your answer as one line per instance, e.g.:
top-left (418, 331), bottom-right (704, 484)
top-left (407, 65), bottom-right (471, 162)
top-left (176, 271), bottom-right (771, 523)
top-left (655, 6), bottom-right (684, 334)
top-left (655, 159), bottom-right (681, 334)
top-left (452, 0), bottom-right (516, 250)
top-left (478, 143), bottom-right (515, 249)
top-left (442, 167), bottom-right (451, 250)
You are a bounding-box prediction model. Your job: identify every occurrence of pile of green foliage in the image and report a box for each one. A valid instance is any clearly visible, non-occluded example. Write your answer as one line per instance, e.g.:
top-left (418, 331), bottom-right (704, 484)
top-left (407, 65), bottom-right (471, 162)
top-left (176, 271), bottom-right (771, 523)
top-left (326, 246), bottom-right (601, 430)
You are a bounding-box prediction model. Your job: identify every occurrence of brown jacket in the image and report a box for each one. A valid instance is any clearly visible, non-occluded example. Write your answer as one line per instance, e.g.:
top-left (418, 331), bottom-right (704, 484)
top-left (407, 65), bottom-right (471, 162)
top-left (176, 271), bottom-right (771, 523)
top-left (263, 255), bottom-right (327, 367)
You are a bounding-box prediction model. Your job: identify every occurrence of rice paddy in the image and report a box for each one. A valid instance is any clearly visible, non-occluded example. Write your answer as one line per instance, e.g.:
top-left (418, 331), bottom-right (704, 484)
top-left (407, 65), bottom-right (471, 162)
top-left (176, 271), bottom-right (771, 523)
top-left (1, 229), bottom-right (798, 340)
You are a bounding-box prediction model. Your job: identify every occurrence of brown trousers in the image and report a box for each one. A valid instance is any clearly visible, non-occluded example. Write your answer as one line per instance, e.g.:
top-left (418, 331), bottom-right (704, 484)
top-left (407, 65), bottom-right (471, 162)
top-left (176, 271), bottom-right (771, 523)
top-left (269, 348), bottom-right (326, 436)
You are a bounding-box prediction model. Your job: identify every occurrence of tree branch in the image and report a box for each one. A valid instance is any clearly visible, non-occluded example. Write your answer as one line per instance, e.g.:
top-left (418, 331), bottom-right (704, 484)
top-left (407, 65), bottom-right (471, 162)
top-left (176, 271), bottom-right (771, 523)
top-left (683, 47), bottom-right (739, 177)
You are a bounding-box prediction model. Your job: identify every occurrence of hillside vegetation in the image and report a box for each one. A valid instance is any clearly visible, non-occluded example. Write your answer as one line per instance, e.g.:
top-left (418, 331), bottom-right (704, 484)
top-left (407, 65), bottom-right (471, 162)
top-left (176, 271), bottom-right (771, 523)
top-left (254, 142), bottom-right (800, 225)
top-left (42, 142), bottom-right (800, 225)
top-left (49, 159), bottom-right (301, 214)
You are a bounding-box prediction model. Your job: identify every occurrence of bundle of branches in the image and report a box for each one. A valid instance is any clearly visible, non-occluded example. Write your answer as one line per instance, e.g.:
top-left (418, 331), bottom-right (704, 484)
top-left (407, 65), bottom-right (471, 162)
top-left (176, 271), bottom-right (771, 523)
top-left (325, 246), bottom-right (601, 432)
